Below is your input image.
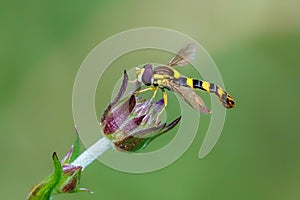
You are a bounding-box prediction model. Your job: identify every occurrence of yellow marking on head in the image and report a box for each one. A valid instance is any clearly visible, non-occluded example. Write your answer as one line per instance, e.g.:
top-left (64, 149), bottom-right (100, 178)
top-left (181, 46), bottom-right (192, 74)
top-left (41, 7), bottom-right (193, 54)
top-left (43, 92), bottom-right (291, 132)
top-left (173, 69), bottom-right (181, 79)
top-left (136, 67), bottom-right (144, 82)
top-left (186, 78), bottom-right (193, 88)
top-left (202, 81), bottom-right (210, 92)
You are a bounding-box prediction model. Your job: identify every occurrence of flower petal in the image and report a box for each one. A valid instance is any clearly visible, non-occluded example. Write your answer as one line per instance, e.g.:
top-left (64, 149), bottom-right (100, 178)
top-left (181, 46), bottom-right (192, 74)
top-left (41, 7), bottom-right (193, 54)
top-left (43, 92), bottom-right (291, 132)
top-left (103, 95), bottom-right (136, 135)
top-left (62, 164), bottom-right (82, 176)
top-left (131, 123), bottom-right (166, 138)
top-left (120, 115), bottom-right (145, 135)
top-left (60, 145), bottom-right (74, 165)
top-left (101, 70), bottom-right (128, 124)
top-left (159, 116), bottom-right (181, 134)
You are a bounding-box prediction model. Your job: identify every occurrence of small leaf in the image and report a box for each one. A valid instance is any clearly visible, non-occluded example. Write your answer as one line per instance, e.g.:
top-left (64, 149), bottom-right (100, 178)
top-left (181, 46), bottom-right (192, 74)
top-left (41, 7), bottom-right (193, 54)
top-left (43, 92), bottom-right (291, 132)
top-left (70, 127), bottom-right (81, 162)
top-left (28, 153), bottom-right (62, 200)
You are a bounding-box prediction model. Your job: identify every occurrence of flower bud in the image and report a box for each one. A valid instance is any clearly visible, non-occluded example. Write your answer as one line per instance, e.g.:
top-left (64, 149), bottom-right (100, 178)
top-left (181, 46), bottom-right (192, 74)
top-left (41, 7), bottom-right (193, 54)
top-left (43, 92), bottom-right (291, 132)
top-left (101, 70), bottom-right (181, 152)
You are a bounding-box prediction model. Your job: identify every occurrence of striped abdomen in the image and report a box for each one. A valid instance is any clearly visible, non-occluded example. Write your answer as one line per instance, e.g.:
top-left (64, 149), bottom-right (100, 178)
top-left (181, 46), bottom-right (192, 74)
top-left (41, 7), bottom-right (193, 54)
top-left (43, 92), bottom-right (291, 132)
top-left (178, 77), bottom-right (235, 108)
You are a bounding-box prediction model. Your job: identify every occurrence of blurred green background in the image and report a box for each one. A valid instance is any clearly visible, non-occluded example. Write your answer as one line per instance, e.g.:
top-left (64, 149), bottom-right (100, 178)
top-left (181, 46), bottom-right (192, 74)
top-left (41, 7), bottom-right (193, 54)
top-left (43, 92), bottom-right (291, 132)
top-left (1, 1), bottom-right (300, 199)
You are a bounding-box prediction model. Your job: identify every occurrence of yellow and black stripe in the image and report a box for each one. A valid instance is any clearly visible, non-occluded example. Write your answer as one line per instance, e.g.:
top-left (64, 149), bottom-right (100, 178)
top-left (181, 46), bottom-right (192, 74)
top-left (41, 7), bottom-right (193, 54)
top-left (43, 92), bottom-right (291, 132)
top-left (178, 77), bottom-right (235, 108)
top-left (152, 66), bottom-right (235, 109)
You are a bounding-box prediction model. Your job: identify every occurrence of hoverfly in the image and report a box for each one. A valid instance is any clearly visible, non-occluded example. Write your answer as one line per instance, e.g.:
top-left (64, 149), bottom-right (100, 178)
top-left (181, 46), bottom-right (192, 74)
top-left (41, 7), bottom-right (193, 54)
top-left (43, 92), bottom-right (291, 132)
top-left (133, 43), bottom-right (235, 118)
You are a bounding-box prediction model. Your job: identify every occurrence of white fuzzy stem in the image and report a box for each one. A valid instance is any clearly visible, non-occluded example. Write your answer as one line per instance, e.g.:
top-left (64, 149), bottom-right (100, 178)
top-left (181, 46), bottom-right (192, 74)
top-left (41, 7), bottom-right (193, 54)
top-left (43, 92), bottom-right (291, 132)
top-left (71, 137), bottom-right (111, 170)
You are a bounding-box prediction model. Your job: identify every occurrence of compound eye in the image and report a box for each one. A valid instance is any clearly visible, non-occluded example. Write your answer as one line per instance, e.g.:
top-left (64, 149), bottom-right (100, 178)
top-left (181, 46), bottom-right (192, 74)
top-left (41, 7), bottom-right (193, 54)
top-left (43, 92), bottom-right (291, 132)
top-left (142, 64), bottom-right (153, 86)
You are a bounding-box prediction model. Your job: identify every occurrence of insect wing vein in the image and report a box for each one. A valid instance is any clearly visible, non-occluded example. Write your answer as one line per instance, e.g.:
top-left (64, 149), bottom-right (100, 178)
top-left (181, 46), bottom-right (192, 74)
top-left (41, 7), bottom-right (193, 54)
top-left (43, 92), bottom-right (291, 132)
top-left (168, 43), bottom-right (196, 67)
top-left (167, 80), bottom-right (211, 114)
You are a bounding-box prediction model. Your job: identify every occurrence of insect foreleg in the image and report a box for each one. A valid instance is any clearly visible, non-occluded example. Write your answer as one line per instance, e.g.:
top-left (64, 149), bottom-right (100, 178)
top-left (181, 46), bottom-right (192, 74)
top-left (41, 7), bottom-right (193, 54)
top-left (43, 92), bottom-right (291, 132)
top-left (134, 86), bottom-right (157, 95)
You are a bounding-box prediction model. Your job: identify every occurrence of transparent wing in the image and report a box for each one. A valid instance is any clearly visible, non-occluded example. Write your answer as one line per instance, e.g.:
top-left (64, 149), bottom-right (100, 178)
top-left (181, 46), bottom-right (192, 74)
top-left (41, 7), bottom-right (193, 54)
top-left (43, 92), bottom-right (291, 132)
top-left (168, 43), bottom-right (196, 67)
top-left (167, 80), bottom-right (211, 114)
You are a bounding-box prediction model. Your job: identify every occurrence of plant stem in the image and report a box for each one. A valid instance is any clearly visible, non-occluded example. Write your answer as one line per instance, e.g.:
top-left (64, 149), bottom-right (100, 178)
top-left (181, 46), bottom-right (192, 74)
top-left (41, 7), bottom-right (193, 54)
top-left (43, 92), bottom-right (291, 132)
top-left (71, 137), bottom-right (111, 170)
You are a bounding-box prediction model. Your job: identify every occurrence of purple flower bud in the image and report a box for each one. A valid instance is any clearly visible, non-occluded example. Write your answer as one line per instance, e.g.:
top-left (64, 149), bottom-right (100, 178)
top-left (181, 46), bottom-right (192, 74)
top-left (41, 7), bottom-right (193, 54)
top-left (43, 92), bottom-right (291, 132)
top-left (27, 149), bottom-right (91, 200)
top-left (60, 164), bottom-right (82, 193)
top-left (101, 70), bottom-right (181, 152)
top-left (55, 147), bottom-right (91, 194)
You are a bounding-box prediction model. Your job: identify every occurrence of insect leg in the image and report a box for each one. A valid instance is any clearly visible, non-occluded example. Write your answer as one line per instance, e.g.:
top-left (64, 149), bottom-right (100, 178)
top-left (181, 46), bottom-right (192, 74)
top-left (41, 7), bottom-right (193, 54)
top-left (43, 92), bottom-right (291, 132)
top-left (134, 86), bottom-right (157, 95)
top-left (156, 89), bottom-right (168, 120)
top-left (162, 89), bottom-right (168, 107)
top-left (150, 87), bottom-right (158, 101)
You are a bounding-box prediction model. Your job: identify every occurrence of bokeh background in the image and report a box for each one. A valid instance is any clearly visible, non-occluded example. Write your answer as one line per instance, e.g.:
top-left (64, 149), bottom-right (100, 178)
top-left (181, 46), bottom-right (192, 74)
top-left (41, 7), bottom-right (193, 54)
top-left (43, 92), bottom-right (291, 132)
top-left (1, 1), bottom-right (300, 199)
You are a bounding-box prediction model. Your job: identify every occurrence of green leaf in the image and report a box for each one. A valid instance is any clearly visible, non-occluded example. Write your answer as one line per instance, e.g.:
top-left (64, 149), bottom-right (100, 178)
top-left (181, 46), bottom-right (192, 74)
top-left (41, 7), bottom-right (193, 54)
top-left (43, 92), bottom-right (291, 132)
top-left (70, 128), bottom-right (81, 163)
top-left (28, 153), bottom-right (62, 200)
